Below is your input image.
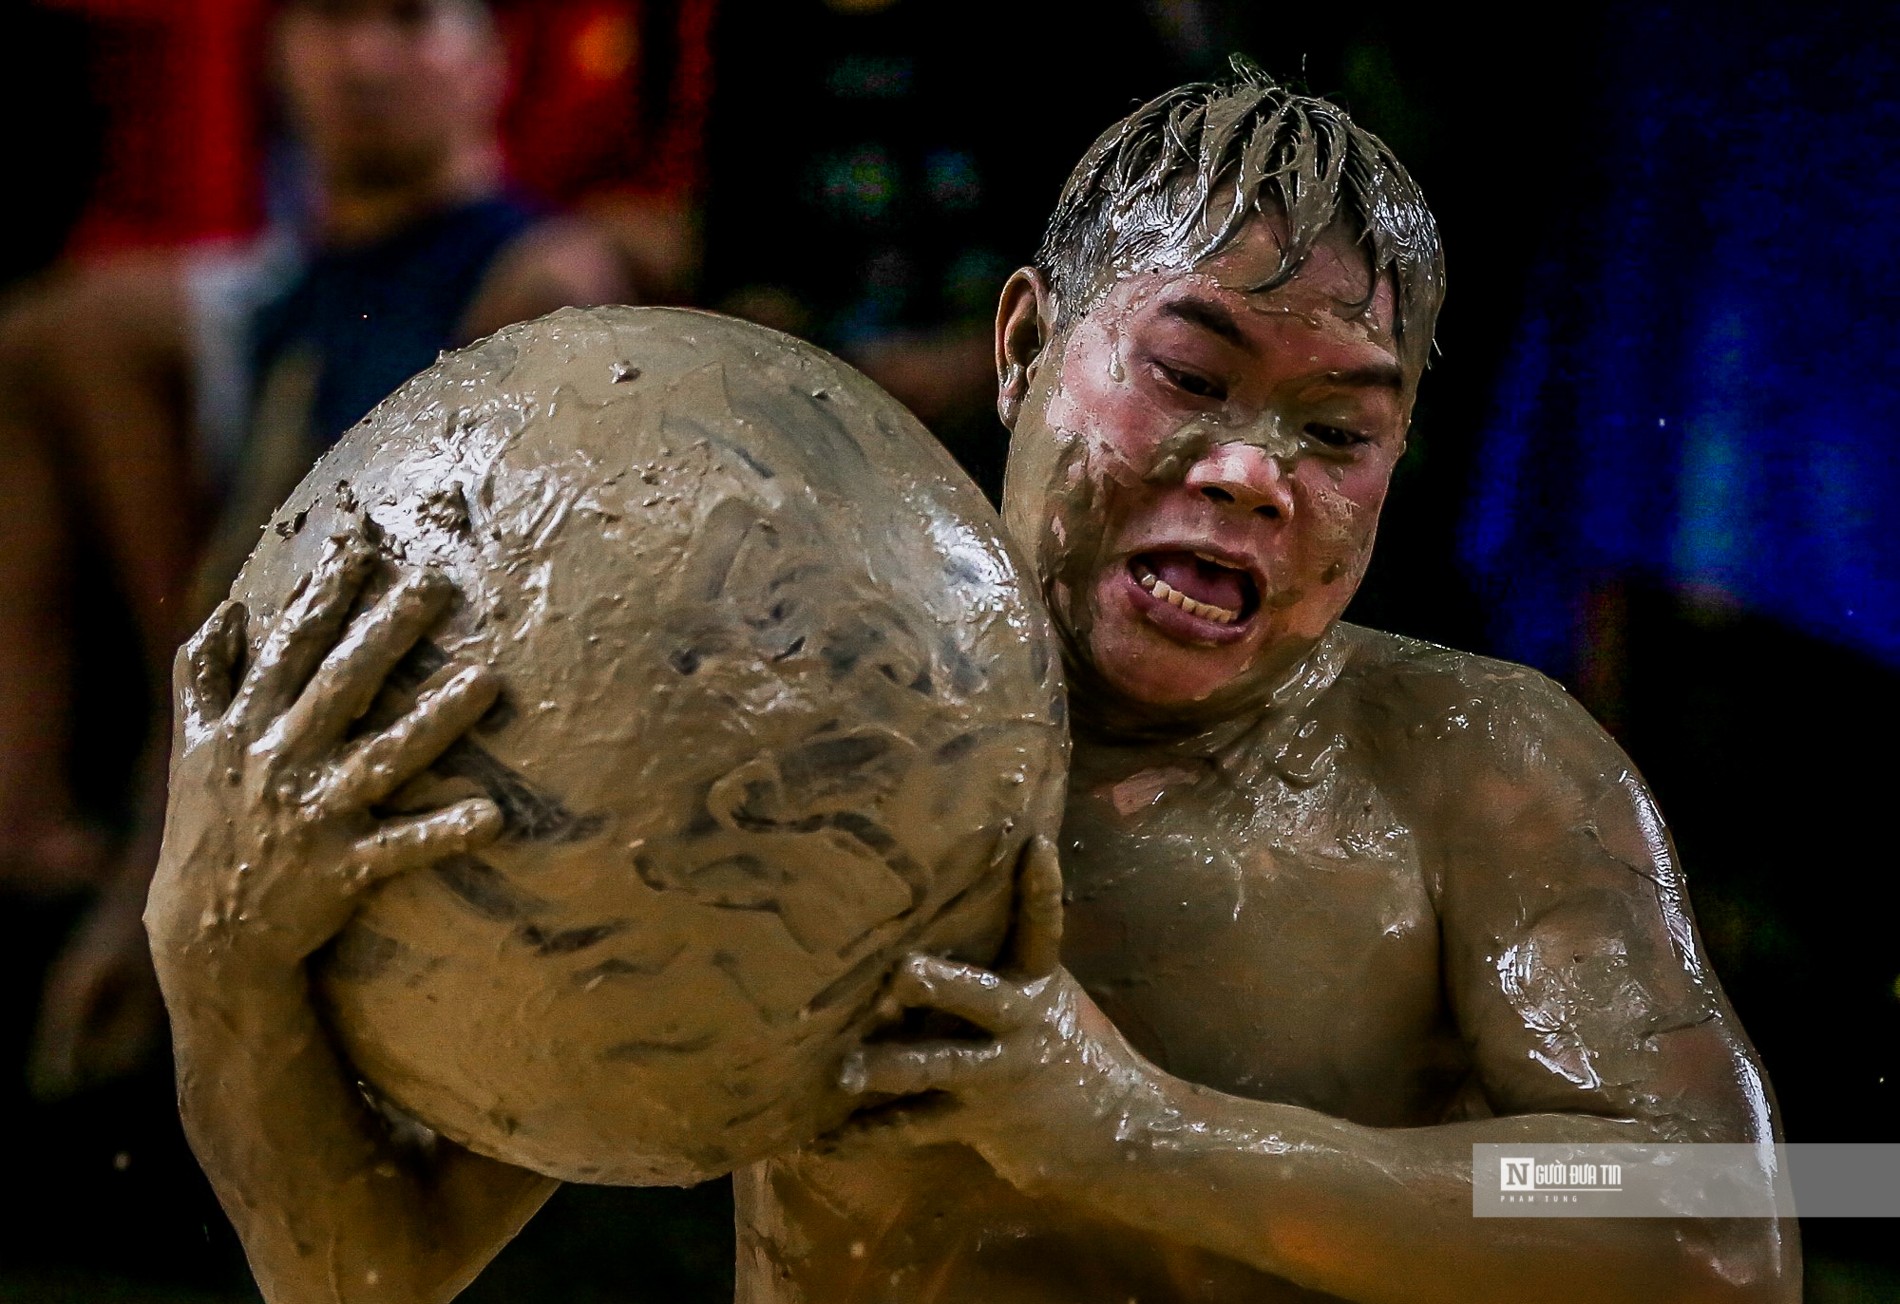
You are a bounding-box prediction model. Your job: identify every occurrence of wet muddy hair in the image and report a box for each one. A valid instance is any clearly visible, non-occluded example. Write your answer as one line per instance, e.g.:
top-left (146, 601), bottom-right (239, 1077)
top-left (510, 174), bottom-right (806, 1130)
top-left (1034, 57), bottom-right (1445, 376)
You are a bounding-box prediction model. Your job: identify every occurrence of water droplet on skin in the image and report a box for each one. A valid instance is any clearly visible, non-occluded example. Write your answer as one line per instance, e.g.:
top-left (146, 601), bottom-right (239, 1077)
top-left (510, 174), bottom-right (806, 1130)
top-left (1106, 319), bottom-right (1126, 382)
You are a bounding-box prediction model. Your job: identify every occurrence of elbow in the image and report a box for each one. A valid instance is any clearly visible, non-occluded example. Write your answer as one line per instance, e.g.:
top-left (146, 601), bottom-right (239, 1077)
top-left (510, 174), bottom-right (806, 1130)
top-left (1673, 1217), bottom-right (1800, 1304)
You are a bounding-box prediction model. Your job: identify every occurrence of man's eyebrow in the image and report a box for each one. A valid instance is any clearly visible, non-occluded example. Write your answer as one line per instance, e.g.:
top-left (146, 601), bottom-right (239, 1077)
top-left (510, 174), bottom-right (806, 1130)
top-left (1157, 297), bottom-right (1251, 349)
top-left (1321, 362), bottom-right (1405, 391)
top-left (1157, 295), bottom-right (1403, 389)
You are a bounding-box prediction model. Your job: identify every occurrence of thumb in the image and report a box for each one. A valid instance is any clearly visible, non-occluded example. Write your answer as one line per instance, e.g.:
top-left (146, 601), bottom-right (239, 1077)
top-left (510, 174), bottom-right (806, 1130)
top-left (1004, 835), bottom-right (1064, 980)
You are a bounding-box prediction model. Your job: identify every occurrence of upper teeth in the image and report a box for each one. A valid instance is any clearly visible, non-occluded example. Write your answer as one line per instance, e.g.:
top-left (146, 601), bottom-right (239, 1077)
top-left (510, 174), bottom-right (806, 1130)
top-left (1137, 567), bottom-right (1240, 624)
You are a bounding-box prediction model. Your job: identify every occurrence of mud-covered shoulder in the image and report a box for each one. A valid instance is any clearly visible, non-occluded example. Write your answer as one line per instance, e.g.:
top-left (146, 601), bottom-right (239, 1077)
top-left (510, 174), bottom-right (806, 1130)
top-left (1330, 622), bottom-right (1601, 754)
top-left (1331, 630), bottom-right (1771, 1148)
top-left (1327, 623), bottom-right (1644, 850)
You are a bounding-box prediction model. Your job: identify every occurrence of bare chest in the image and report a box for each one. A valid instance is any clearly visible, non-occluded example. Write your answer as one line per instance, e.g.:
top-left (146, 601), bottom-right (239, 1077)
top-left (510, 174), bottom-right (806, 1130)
top-left (1059, 737), bottom-right (1461, 1124)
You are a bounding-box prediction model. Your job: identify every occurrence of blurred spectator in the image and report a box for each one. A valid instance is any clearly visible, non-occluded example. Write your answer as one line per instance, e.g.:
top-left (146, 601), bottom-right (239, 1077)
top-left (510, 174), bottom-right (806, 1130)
top-left (36, 0), bottom-right (715, 278)
top-left (0, 8), bottom-right (632, 1274)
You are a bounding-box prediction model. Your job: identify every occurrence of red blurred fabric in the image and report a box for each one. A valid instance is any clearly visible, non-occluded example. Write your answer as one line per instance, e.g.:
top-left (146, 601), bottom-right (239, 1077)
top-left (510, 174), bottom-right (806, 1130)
top-left (498, 0), bottom-right (717, 203)
top-left (47, 0), bottom-right (270, 255)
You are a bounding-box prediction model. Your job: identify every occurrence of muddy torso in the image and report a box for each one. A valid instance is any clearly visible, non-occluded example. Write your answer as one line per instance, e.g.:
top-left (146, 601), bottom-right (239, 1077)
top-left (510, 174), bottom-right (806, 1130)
top-left (738, 627), bottom-right (1493, 1303)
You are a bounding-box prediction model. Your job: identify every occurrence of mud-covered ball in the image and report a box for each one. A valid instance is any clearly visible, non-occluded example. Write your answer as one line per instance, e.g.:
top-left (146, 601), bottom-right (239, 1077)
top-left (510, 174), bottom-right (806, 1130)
top-left (225, 307), bottom-right (1068, 1185)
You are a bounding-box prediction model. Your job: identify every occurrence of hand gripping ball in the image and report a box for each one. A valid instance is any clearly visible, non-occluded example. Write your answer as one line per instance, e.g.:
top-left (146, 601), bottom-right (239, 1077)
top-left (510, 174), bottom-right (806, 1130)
top-left (223, 307), bottom-right (1069, 1184)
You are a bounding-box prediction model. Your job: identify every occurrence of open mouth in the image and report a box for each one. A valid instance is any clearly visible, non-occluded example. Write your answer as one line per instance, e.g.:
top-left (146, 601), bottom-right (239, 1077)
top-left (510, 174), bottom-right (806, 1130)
top-left (1127, 550), bottom-right (1260, 634)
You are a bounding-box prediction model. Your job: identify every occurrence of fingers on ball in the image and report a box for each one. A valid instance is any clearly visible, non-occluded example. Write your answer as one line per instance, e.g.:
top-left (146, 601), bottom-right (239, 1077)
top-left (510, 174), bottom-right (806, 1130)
top-left (272, 569), bottom-right (456, 756)
top-left (842, 1039), bottom-right (1005, 1097)
top-left (351, 797), bottom-right (503, 880)
top-left (1007, 835), bottom-right (1065, 979)
top-left (889, 953), bottom-right (1020, 1031)
top-left (314, 664), bottom-right (499, 814)
top-left (229, 538), bottom-right (377, 736)
top-left (177, 600), bottom-right (248, 727)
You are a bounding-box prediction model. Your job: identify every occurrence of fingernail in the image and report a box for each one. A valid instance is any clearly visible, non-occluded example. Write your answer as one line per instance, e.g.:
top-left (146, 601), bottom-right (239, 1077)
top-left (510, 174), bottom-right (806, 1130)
top-left (839, 1053), bottom-right (867, 1095)
top-left (422, 663), bottom-right (483, 702)
top-left (332, 535), bottom-right (376, 573)
top-left (409, 569), bottom-right (454, 601)
top-left (448, 664), bottom-right (498, 704)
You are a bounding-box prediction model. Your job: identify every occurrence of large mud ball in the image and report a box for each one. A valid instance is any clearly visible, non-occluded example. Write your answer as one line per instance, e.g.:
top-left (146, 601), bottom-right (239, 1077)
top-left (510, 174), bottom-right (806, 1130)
top-left (226, 306), bottom-right (1069, 1185)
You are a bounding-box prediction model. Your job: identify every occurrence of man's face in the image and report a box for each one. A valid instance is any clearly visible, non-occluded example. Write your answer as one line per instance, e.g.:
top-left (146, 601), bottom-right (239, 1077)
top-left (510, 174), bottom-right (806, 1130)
top-left (276, 0), bottom-right (502, 190)
top-left (1001, 216), bottom-right (1414, 716)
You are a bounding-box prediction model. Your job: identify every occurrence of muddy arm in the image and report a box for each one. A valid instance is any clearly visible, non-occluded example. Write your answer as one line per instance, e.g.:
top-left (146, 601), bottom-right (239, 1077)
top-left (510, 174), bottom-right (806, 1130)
top-left (147, 541), bottom-right (556, 1304)
top-left (846, 680), bottom-right (1797, 1304)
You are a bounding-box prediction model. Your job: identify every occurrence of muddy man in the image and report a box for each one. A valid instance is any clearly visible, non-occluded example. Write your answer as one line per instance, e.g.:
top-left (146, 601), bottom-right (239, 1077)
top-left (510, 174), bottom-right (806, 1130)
top-left (146, 65), bottom-right (1798, 1303)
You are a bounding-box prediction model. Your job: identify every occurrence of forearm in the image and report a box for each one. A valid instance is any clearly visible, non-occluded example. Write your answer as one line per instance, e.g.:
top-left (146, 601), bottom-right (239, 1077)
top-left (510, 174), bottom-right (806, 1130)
top-left (1038, 1072), bottom-right (1790, 1304)
top-left (161, 958), bottom-right (554, 1304)
top-left (149, 544), bottom-right (553, 1302)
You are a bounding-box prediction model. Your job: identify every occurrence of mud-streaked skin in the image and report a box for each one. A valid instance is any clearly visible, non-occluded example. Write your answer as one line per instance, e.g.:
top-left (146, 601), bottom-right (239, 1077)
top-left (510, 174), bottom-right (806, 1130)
top-left (749, 220), bottom-right (1797, 1304)
top-left (147, 222), bottom-right (1795, 1303)
top-left (148, 550), bottom-right (556, 1304)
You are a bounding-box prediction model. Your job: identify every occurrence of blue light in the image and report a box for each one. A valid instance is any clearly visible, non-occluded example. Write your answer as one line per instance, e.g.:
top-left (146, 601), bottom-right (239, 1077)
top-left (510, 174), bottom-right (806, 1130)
top-left (1461, 8), bottom-right (1900, 675)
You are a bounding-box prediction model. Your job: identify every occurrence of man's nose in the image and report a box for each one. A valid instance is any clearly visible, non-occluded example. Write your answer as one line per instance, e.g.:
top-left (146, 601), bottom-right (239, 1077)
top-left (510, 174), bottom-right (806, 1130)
top-left (1183, 441), bottom-right (1295, 519)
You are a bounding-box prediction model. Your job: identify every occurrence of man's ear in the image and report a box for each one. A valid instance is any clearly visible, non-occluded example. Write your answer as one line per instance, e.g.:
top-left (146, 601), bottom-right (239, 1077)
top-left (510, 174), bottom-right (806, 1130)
top-left (994, 267), bottom-right (1053, 431)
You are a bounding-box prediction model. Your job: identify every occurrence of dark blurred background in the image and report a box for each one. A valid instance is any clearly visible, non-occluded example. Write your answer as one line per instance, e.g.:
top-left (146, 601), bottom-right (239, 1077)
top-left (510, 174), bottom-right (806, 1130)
top-left (0, 0), bottom-right (1893, 1299)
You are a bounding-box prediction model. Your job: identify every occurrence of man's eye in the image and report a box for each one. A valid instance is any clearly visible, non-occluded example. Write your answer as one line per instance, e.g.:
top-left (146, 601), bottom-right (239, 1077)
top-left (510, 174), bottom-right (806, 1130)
top-left (1305, 423), bottom-right (1367, 448)
top-left (1152, 362), bottom-right (1226, 402)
